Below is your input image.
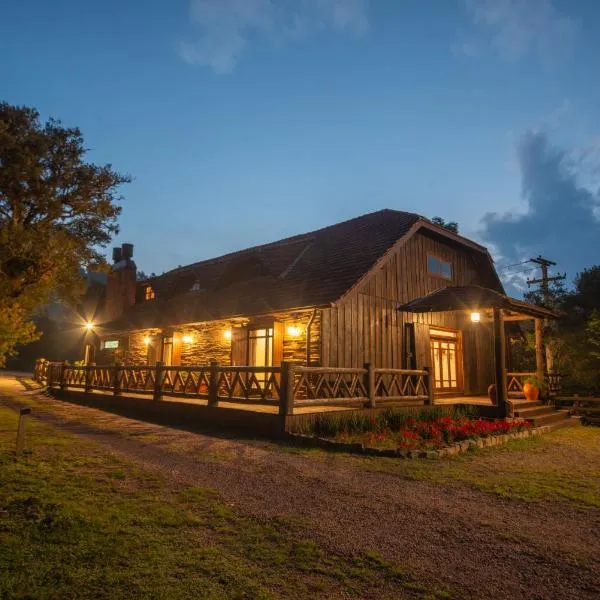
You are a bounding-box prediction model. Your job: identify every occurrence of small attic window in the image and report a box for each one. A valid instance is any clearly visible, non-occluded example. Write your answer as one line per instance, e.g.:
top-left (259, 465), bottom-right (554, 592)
top-left (190, 280), bottom-right (205, 292)
top-left (144, 285), bottom-right (155, 300)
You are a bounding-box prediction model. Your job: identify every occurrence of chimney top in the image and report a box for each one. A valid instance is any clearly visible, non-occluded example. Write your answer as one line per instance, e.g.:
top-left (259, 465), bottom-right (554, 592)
top-left (112, 247), bottom-right (122, 263)
top-left (121, 243), bottom-right (134, 259)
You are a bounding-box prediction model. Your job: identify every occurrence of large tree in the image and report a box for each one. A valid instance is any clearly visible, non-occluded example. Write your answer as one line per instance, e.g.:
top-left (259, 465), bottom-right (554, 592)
top-left (0, 102), bottom-right (129, 366)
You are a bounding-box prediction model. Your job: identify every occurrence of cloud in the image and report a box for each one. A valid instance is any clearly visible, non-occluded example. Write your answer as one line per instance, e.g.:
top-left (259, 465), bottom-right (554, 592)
top-left (463, 0), bottom-right (576, 62)
top-left (481, 130), bottom-right (600, 293)
top-left (179, 0), bottom-right (369, 73)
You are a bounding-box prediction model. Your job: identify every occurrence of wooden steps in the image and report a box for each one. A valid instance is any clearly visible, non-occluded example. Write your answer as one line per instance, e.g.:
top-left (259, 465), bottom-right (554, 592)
top-left (512, 400), bottom-right (573, 428)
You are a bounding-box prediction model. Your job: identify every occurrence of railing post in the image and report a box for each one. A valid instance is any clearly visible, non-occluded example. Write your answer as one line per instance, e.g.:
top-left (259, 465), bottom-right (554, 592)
top-left (153, 361), bottom-right (164, 401)
top-left (279, 362), bottom-right (296, 429)
top-left (33, 359), bottom-right (39, 382)
top-left (208, 360), bottom-right (219, 407)
top-left (85, 363), bottom-right (95, 393)
top-left (113, 361), bottom-right (122, 397)
top-left (364, 362), bottom-right (375, 408)
top-left (59, 361), bottom-right (68, 391)
top-left (424, 366), bottom-right (434, 405)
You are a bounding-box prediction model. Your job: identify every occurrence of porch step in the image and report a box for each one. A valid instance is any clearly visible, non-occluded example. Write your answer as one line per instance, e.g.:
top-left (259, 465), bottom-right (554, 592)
top-left (514, 405), bottom-right (556, 418)
top-left (528, 410), bottom-right (571, 428)
top-left (512, 400), bottom-right (547, 411)
top-left (511, 399), bottom-right (572, 428)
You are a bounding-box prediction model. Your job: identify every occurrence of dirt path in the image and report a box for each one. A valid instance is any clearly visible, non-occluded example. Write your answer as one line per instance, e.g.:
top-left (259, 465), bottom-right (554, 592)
top-left (2, 380), bottom-right (599, 600)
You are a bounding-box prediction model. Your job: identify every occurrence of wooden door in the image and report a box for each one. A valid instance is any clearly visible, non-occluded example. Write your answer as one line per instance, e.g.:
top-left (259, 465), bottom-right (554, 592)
top-left (230, 326), bottom-right (248, 366)
top-left (430, 329), bottom-right (463, 394)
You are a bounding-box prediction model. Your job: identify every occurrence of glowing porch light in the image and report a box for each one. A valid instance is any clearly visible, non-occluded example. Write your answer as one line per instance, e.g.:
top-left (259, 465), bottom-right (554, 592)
top-left (286, 325), bottom-right (301, 337)
top-left (182, 334), bottom-right (194, 344)
top-left (85, 321), bottom-right (94, 331)
top-left (224, 329), bottom-right (232, 340)
top-left (470, 312), bottom-right (481, 323)
top-left (143, 336), bottom-right (151, 345)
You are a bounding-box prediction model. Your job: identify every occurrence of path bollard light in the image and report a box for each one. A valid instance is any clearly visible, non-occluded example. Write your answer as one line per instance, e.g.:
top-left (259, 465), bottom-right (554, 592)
top-left (16, 407), bottom-right (31, 458)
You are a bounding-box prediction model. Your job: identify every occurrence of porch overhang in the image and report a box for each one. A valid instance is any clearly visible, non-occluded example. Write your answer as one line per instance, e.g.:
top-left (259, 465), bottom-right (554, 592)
top-left (397, 285), bottom-right (558, 321)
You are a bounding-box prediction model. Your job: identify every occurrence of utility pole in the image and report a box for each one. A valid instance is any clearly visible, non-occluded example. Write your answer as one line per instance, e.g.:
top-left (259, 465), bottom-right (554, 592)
top-left (526, 256), bottom-right (566, 306)
top-left (526, 255), bottom-right (566, 374)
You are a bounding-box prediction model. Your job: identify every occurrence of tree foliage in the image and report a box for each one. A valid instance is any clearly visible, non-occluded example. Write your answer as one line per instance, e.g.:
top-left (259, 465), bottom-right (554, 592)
top-left (516, 266), bottom-right (600, 394)
top-left (431, 216), bottom-right (458, 233)
top-left (0, 102), bottom-right (129, 366)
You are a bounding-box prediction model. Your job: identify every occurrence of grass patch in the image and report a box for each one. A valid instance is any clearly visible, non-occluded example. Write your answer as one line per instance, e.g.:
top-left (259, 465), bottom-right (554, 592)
top-left (0, 402), bottom-right (450, 599)
top-left (359, 426), bottom-right (600, 508)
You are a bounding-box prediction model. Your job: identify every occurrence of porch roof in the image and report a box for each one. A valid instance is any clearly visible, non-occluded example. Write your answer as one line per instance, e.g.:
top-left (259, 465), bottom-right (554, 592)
top-left (398, 285), bottom-right (558, 320)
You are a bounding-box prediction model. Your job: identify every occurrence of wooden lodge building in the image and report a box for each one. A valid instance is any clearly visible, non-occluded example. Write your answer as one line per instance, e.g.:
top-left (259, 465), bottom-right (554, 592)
top-left (90, 209), bottom-right (554, 402)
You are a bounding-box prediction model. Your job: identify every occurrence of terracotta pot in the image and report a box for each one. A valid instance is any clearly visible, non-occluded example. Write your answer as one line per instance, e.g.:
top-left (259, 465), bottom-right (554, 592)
top-left (523, 382), bottom-right (539, 401)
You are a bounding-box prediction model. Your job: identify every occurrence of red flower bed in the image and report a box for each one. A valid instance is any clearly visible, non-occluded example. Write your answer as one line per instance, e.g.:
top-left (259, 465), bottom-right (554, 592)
top-left (343, 416), bottom-right (532, 451)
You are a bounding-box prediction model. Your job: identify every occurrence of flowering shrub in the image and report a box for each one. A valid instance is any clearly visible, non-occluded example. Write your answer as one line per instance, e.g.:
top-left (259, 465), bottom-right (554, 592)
top-left (315, 411), bottom-right (532, 451)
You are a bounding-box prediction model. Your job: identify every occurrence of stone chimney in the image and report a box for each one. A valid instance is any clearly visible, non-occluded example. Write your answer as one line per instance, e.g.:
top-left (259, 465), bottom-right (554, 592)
top-left (105, 243), bottom-right (137, 322)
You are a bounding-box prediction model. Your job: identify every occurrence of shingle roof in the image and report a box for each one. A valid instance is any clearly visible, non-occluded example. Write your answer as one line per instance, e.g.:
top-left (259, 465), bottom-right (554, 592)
top-left (103, 209), bottom-right (486, 330)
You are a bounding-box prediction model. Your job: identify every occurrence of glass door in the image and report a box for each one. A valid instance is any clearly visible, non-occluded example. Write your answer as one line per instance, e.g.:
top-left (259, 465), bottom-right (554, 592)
top-left (430, 329), bottom-right (462, 394)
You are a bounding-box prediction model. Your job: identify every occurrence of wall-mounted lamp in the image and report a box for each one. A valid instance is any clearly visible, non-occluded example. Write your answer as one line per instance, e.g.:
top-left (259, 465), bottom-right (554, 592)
top-left (85, 321), bottom-right (94, 331)
top-left (470, 312), bottom-right (481, 323)
top-left (224, 329), bottom-right (232, 340)
top-left (143, 336), bottom-right (151, 345)
top-left (286, 325), bottom-right (301, 337)
top-left (182, 334), bottom-right (194, 344)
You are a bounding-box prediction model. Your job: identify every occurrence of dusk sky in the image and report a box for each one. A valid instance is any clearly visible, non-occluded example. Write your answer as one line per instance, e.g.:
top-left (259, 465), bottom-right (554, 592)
top-left (2, 0), bottom-right (599, 291)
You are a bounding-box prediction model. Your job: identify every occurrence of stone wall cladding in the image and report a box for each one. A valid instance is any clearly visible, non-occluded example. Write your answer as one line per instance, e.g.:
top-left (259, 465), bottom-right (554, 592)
top-left (96, 309), bottom-right (322, 367)
top-left (179, 321), bottom-right (232, 366)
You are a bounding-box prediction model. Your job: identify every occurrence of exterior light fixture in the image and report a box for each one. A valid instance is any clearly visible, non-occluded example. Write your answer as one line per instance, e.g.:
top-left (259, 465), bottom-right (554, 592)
top-left (85, 321), bottom-right (94, 331)
top-left (224, 329), bottom-right (232, 340)
top-left (470, 312), bottom-right (481, 323)
top-left (286, 325), bottom-right (301, 337)
top-left (182, 334), bottom-right (193, 344)
top-left (143, 336), bottom-right (151, 345)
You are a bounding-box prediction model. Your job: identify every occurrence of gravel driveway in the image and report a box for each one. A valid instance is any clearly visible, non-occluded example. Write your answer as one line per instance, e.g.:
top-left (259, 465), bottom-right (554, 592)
top-left (2, 380), bottom-right (599, 600)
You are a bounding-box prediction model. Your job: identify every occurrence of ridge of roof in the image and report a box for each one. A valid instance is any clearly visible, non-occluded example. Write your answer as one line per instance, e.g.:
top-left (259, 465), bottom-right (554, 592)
top-left (147, 209), bottom-right (420, 281)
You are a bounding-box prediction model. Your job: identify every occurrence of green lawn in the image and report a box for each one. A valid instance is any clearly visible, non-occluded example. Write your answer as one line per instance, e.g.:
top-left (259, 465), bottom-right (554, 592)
top-left (0, 405), bottom-right (446, 600)
top-left (355, 425), bottom-right (600, 508)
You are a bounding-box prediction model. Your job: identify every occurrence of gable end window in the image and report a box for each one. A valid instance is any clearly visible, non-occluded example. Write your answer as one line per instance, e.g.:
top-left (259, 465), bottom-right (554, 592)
top-left (144, 285), bottom-right (155, 300)
top-left (427, 255), bottom-right (453, 280)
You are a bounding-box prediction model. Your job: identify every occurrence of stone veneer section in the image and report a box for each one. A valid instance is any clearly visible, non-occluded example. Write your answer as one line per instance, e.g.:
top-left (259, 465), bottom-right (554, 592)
top-left (96, 309), bottom-right (322, 366)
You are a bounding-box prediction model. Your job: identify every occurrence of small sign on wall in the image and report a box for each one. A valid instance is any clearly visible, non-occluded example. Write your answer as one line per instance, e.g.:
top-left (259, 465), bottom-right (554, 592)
top-left (102, 340), bottom-right (119, 349)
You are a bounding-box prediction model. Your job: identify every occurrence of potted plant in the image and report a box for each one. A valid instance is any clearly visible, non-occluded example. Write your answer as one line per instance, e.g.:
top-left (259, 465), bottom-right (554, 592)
top-left (523, 375), bottom-right (545, 401)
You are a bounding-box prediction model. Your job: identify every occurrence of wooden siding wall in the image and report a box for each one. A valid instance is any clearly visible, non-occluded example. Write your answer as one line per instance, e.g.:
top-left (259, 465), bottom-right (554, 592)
top-left (320, 231), bottom-right (496, 394)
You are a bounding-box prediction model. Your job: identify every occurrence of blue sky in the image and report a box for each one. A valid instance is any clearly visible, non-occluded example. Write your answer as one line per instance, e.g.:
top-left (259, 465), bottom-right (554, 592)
top-left (2, 0), bottom-right (599, 291)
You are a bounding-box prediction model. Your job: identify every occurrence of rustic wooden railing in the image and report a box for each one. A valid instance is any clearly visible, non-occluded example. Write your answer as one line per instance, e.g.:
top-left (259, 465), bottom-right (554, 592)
top-left (570, 398), bottom-right (600, 425)
top-left (506, 372), bottom-right (535, 397)
top-left (506, 371), bottom-right (563, 398)
top-left (33, 358), bottom-right (434, 415)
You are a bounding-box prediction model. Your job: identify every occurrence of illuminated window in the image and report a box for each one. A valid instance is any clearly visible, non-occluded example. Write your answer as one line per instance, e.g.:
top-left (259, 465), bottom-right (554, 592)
top-left (427, 255), bottom-right (452, 280)
top-left (145, 285), bottom-right (155, 300)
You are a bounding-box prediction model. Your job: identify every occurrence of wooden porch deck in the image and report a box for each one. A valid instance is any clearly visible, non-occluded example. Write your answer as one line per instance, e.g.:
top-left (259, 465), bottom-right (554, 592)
top-left (435, 395), bottom-right (493, 406)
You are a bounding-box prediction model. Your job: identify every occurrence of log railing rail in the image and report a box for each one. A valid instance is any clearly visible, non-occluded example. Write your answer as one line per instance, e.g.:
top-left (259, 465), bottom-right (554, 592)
top-left (506, 371), bottom-right (563, 399)
top-left (506, 371), bottom-right (536, 397)
top-left (34, 359), bottom-right (434, 414)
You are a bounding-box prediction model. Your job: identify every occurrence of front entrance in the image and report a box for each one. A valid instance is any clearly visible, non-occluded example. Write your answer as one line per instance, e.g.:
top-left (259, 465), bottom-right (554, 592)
top-left (430, 328), bottom-right (462, 394)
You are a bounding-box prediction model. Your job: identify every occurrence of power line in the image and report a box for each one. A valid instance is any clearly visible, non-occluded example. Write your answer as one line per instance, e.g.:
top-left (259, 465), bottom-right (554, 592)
top-left (498, 259), bottom-right (533, 271)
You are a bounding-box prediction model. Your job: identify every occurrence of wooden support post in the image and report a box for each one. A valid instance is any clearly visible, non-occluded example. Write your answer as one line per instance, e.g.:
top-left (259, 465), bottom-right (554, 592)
top-left (534, 318), bottom-right (545, 394)
top-left (33, 359), bottom-right (39, 382)
top-left (59, 361), bottom-right (68, 391)
top-left (364, 362), bottom-right (375, 408)
top-left (279, 362), bottom-right (296, 432)
top-left (493, 308), bottom-right (508, 417)
top-left (16, 407), bottom-right (31, 457)
top-left (208, 360), bottom-right (219, 407)
top-left (85, 363), bottom-right (95, 393)
top-left (113, 362), bottom-right (122, 397)
top-left (424, 366), bottom-right (434, 405)
top-left (153, 361), bottom-right (164, 402)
